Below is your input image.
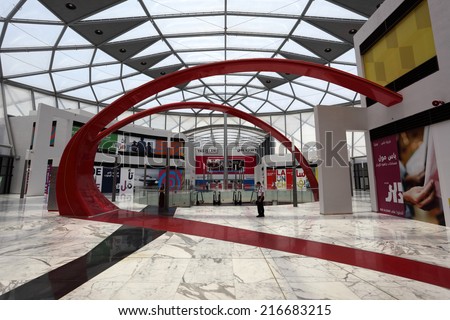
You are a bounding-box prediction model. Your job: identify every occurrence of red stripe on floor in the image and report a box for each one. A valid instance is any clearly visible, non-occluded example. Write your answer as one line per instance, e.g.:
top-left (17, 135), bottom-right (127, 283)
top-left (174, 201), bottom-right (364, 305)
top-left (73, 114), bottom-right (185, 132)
top-left (84, 209), bottom-right (450, 290)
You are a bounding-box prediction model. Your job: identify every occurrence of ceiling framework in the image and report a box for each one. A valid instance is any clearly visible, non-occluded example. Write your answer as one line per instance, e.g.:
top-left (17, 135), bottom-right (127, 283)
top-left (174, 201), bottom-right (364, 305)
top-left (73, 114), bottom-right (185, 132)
top-left (0, 0), bottom-right (384, 146)
top-left (184, 124), bottom-right (268, 148)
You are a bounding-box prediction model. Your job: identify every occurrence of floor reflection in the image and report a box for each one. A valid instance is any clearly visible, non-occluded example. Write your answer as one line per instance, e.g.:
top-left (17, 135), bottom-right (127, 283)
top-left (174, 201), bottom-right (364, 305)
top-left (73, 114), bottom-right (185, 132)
top-left (0, 225), bottom-right (165, 300)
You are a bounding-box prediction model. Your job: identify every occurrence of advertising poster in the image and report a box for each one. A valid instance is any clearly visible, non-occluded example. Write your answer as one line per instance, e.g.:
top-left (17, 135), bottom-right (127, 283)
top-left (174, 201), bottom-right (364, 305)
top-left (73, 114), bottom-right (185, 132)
top-left (372, 126), bottom-right (444, 225)
top-left (93, 166), bottom-right (103, 191)
top-left (118, 134), bottom-right (155, 156)
top-left (398, 126), bottom-right (444, 225)
top-left (119, 168), bottom-right (135, 196)
top-left (276, 169), bottom-right (287, 189)
top-left (49, 121), bottom-right (56, 147)
top-left (153, 140), bottom-right (184, 157)
top-left (158, 169), bottom-right (184, 191)
top-left (372, 135), bottom-right (404, 216)
top-left (44, 160), bottom-right (53, 195)
top-left (73, 124), bottom-right (118, 152)
top-left (98, 132), bottom-right (118, 152)
top-left (266, 169), bottom-right (277, 189)
top-left (101, 167), bottom-right (118, 193)
top-left (267, 168), bottom-right (308, 190)
top-left (195, 156), bottom-right (256, 175)
top-left (134, 168), bottom-right (160, 189)
top-left (295, 168), bottom-right (307, 191)
top-left (92, 166), bottom-right (121, 193)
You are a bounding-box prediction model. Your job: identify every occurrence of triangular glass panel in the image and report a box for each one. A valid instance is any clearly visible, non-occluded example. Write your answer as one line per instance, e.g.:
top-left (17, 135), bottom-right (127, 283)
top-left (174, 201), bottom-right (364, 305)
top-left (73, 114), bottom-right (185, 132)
top-left (287, 99), bottom-right (314, 111)
top-left (228, 0), bottom-right (308, 15)
top-left (52, 48), bottom-right (95, 69)
top-left (329, 63), bottom-right (358, 76)
top-left (333, 48), bottom-right (357, 63)
top-left (91, 64), bottom-right (122, 82)
top-left (292, 85), bottom-right (325, 105)
top-left (256, 103), bottom-right (284, 113)
top-left (112, 21), bottom-right (159, 42)
top-left (92, 79), bottom-right (124, 101)
top-left (52, 68), bottom-right (90, 91)
top-left (226, 51), bottom-right (273, 60)
top-left (133, 40), bottom-right (171, 57)
top-left (328, 83), bottom-right (358, 101)
top-left (2, 23), bottom-right (63, 48)
top-left (14, 0), bottom-right (60, 21)
top-left (102, 93), bottom-right (125, 105)
top-left (293, 21), bottom-right (342, 41)
top-left (1, 51), bottom-right (52, 76)
top-left (268, 91), bottom-right (291, 109)
top-left (14, 73), bottom-right (54, 91)
top-left (295, 77), bottom-right (328, 90)
top-left (92, 49), bottom-right (117, 64)
top-left (275, 83), bottom-right (294, 95)
top-left (320, 93), bottom-right (350, 105)
top-left (1, 1), bottom-right (20, 18)
top-left (58, 27), bottom-right (92, 46)
top-left (281, 39), bottom-right (322, 59)
top-left (122, 73), bottom-right (152, 91)
top-left (153, 54), bottom-right (180, 68)
top-left (122, 64), bottom-right (140, 76)
top-left (182, 91), bottom-right (201, 101)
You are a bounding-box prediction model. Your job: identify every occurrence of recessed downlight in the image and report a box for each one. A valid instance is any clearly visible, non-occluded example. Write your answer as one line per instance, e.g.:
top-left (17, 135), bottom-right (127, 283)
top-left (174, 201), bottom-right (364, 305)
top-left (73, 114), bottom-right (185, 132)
top-left (119, 48), bottom-right (127, 53)
top-left (94, 29), bottom-right (103, 35)
top-left (65, 3), bottom-right (77, 10)
top-left (324, 48), bottom-right (332, 53)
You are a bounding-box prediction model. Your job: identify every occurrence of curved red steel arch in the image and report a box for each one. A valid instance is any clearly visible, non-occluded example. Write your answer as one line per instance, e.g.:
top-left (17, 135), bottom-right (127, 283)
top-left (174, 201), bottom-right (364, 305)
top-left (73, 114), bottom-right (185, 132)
top-left (95, 101), bottom-right (319, 200)
top-left (56, 58), bottom-right (402, 217)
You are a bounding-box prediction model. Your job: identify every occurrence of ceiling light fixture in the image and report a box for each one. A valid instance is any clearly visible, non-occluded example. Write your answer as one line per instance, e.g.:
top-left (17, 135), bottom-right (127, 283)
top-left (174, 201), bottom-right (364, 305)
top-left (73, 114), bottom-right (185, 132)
top-left (65, 3), bottom-right (77, 10)
top-left (324, 48), bottom-right (332, 53)
top-left (119, 48), bottom-right (127, 53)
top-left (266, 80), bottom-right (271, 83)
top-left (160, 71), bottom-right (166, 75)
top-left (349, 29), bottom-right (357, 34)
top-left (94, 29), bottom-right (103, 35)
top-left (140, 62), bottom-right (147, 66)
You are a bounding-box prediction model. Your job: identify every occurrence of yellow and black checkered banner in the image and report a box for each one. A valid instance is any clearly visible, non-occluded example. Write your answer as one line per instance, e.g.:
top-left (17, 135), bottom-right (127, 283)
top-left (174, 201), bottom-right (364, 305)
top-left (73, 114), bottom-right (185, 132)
top-left (363, 0), bottom-right (436, 86)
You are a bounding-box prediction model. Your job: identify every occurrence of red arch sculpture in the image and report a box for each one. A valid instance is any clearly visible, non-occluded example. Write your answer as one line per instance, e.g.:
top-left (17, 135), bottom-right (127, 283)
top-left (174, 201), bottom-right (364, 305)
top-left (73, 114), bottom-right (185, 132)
top-left (56, 58), bottom-right (402, 217)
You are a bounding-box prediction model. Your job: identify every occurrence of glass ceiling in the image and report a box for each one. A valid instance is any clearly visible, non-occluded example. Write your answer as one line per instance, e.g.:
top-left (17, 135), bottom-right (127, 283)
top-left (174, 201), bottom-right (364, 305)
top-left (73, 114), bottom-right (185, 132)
top-left (0, 0), bottom-right (383, 117)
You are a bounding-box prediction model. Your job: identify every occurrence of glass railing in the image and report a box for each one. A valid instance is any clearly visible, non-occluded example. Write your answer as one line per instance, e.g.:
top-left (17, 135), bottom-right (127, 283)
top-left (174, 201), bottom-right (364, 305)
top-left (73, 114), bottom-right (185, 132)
top-left (134, 188), bottom-right (315, 207)
top-left (134, 187), bottom-right (318, 207)
top-left (134, 187), bottom-right (194, 207)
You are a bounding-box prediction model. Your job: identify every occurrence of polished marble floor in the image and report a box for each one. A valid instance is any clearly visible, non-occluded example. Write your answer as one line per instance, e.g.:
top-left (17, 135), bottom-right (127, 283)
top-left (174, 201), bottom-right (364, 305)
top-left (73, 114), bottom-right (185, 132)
top-left (0, 191), bottom-right (449, 300)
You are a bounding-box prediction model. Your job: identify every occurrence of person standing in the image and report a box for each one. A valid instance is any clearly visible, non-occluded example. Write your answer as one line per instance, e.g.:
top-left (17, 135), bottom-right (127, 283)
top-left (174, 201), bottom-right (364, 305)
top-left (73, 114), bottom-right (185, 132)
top-left (255, 181), bottom-right (265, 217)
top-left (158, 183), bottom-right (165, 208)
